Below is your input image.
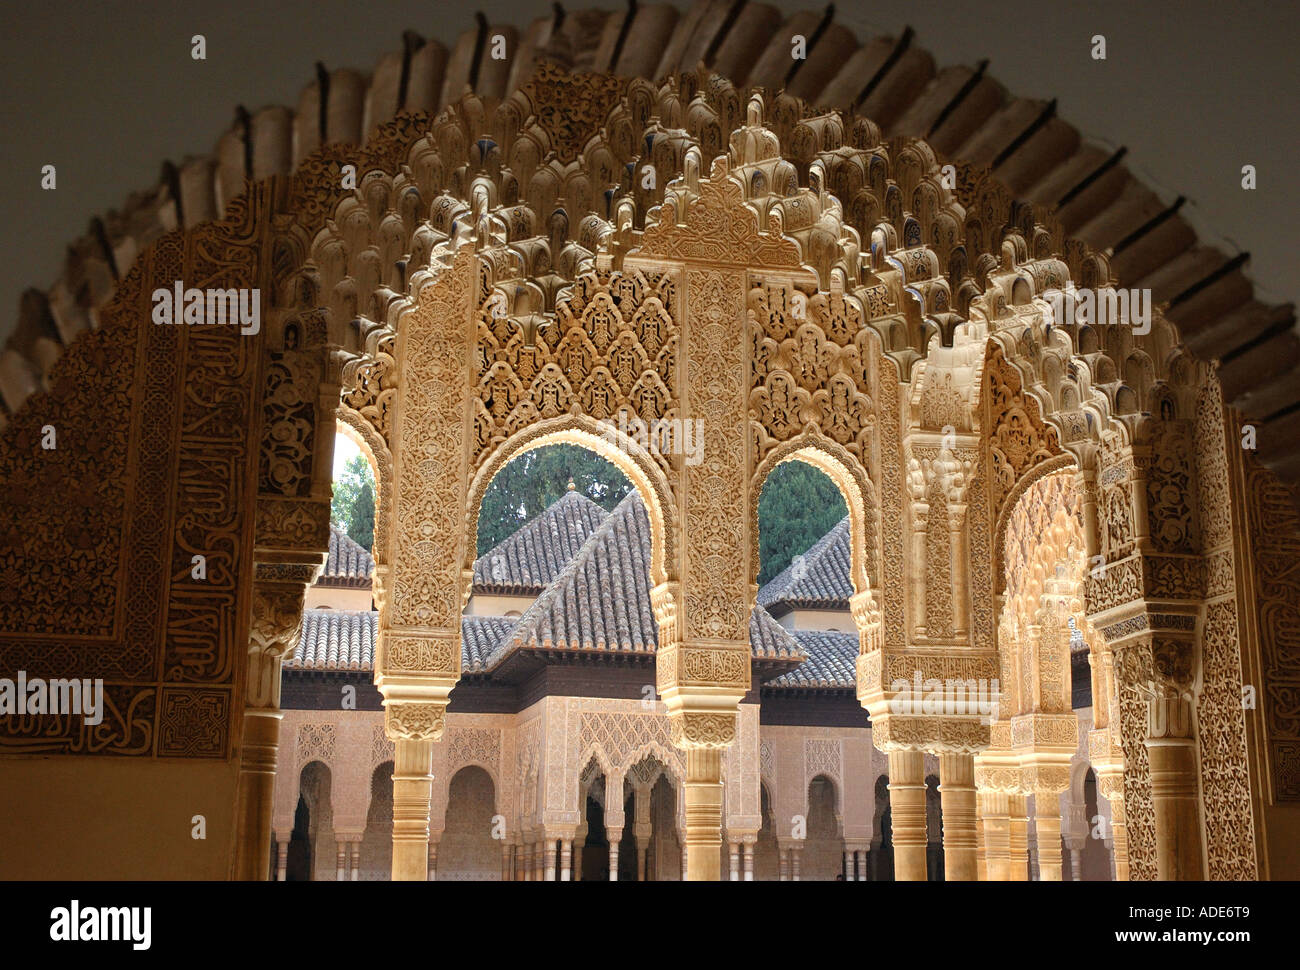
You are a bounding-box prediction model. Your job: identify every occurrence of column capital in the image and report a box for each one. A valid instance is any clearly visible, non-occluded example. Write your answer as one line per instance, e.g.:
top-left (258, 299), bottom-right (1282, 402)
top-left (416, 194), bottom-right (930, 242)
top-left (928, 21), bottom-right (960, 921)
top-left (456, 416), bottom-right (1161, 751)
top-left (383, 701), bottom-right (447, 743)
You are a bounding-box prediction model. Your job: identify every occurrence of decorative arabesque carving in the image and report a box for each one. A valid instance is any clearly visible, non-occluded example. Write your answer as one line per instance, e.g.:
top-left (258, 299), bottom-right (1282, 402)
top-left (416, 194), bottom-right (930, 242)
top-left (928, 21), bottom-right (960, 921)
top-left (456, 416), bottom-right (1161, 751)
top-left (0, 50), bottom-right (1288, 887)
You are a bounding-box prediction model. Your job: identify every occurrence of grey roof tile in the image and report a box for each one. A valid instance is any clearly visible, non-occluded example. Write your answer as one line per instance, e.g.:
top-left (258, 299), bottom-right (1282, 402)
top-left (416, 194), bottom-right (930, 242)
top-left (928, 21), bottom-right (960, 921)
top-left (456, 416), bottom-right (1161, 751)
top-left (472, 489), bottom-right (609, 593)
top-left (756, 517), bottom-right (853, 610)
top-left (320, 525), bottom-right (375, 585)
top-left (490, 491), bottom-right (657, 663)
top-left (462, 615), bottom-right (516, 672)
top-left (750, 605), bottom-right (804, 659)
top-left (293, 498), bottom-right (857, 687)
top-left (290, 609), bottom-right (516, 673)
top-left (289, 609), bottom-right (377, 670)
top-left (768, 630), bottom-right (859, 688)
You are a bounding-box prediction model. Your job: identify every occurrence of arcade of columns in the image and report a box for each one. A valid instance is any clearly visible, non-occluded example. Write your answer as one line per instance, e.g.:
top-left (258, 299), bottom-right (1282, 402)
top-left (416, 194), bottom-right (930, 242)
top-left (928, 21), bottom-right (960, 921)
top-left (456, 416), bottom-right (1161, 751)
top-left (0, 52), bottom-right (1278, 880)
top-left (218, 61), bottom-right (1269, 881)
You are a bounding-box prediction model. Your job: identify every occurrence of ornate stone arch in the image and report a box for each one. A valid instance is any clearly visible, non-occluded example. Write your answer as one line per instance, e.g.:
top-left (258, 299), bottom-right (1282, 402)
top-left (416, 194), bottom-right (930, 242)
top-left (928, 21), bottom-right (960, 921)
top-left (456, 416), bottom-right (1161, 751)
top-left (625, 741), bottom-right (685, 788)
top-left (464, 414), bottom-right (679, 587)
top-left (750, 434), bottom-right (883, 651)
top-left (577, 743), bottom-right (617, 788)
top-left (334, 404), bottom-right (392, 568)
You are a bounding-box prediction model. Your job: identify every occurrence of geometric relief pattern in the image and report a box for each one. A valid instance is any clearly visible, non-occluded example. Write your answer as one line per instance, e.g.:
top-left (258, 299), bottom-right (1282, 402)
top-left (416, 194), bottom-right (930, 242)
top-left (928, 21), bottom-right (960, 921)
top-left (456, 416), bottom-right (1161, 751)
top-left (1115, 641), bottom-right (1158, 880)
top-left (0, 185), bottom-right (268, 759)
top-left (297, 722), bottom-right (337, 768)
top-left (447, 726), bottom-right (502, 779)
top-left (1243, 454), bottom-right (1300, 802)
top-left (1197, 600), bottom-right (1258, 878)
top-left (805, 737), bottom-right (842, 786)
top-left (749, 282), bottom-right (875, 466)
top-left (577, 709), bottom-right (681, 778)
top-left (682, 267), bottom-right (750, 643)
top-left (388, 251), bottom-right (478, 632)
top-left (760, 740), bottom-right (775, 782)
top-left (981, 342), bottom-right (1062, 530)
top-left (472, 264), bottom-right (679, 480)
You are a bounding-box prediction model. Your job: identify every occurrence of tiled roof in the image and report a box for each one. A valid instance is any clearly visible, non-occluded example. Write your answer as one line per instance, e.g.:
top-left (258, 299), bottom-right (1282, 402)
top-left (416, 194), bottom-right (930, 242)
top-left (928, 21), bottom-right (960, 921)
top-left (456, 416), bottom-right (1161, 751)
top-left (290, 495), bottom-right (851, 684)
top-left (319, 525), bottom-right (375, 586)
top-left (491, 491), bottom-right (656, 662)
top-left (289, 609), bottom-right (516, 673)
top-left (768, 630), bottom-right (859, 689)
top-left (463, 616), bottom-right (516, 673)
top-left (473, 489), bottom-right (609, 593)
top-left (488, 490), bottom-right (806, 668)
top-left (289, 609), bottom-right (377, 670)
top-left (750, 606), bottom-right (804, 660)
top-left (757, 517), bottom-right (853, 611)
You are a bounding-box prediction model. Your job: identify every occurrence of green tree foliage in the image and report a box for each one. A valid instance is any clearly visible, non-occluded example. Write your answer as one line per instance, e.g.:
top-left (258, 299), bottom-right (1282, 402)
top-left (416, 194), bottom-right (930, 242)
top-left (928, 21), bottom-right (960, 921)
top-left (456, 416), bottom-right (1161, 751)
top-left (331, 453), bottom-right (376, 551)
top-left (757, 461), bottom-right (846, 584)
top-left (477, 444), bottom-right (632, 555)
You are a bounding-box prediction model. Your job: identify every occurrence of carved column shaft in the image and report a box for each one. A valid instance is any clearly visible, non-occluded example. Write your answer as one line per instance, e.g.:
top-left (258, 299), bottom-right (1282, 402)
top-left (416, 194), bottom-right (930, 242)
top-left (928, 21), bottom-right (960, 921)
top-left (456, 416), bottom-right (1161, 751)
top-left (233, 702), bottom-right (283, 880)
top-left (607, 829), bottom-right (621, 880)
top-left (888, 750), bottom-right (928, 881)
top-left (938, 752), bottom-right (977, 880)
top-left (1008, 794), bottom-right (1029, 881)
top-left (391, 737), bottom-right (434, 881)
top-left (1034, 793), bottom-right (1064, 881)
top-left (981, 790), bottom-right (1011, 881)
top-left (234, 578), bottom-right (310, 881)
top-left (684, 747), bottom-right (724, 881)
top-left (948, 505), bottom-right (970, 636)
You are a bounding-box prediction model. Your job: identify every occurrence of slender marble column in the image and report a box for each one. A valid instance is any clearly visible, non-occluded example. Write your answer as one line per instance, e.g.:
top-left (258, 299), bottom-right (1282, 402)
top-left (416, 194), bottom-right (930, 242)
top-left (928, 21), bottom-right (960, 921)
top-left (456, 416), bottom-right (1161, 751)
top-left (391, 737), bottom-right (435, 881)
top-left (1147, 692), bottom-right (1205, 880)
top-left (888, 750), bottom-right (928, 881)
top-left (684, 748), bottom-right (724, 880)
top-left (1008, 794), bottom-right (1029, 881)
top-left (938, 752), bottom-right (977, 880)
top-left (1034, 794), bottom-right (1064, 881)
top-left (982, 790), bottom-right (1011, 881)
top-left (608, 829), bottom-right (621, 881)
